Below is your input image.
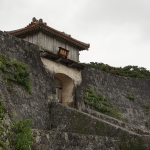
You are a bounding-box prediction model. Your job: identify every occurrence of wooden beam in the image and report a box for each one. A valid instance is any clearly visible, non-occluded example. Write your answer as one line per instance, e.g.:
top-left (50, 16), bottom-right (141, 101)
top-left (55, 58), bottom-right (62, 62)
top-left (68, 63), bottom-right (75, 67)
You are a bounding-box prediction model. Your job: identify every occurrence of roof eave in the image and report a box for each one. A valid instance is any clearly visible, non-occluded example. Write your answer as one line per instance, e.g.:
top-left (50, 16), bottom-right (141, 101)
top-left (7, 23), bottom-right (90, 50)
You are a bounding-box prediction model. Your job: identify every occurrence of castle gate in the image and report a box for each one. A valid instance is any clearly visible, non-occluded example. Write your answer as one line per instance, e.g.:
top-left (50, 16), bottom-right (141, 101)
top-left (54, 73), bottom-right (74, 107)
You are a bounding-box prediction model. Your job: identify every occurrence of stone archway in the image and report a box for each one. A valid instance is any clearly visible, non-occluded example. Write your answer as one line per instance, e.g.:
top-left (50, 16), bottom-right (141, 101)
top-left (54, 73), bottom-right (74, 107)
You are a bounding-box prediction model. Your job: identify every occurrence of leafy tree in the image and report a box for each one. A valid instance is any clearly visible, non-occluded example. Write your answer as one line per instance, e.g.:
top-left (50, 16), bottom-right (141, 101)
top-left (83, 62), bottom-right (150, 78)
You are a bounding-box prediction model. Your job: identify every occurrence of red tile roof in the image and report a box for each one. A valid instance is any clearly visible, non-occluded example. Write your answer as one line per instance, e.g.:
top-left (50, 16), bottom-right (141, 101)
top-left (7, 17), bottom-right (90, 50)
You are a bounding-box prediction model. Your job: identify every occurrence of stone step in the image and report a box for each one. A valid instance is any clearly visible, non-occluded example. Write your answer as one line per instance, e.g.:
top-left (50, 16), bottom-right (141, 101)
top-left (50, 103), bottom-right (150, 149)
top-left (82, 108), bottom-right (150, 135)
top-left (50, 102), bottom-right (149, 137)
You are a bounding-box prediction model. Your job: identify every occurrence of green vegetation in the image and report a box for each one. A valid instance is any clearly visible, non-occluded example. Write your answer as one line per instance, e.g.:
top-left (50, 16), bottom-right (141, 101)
top-left (0, 100), bottom-right (4, 118)
top-left (0, 140), bottom-right (7, 150)
top-left (71, 111), bottom-right (93, 135)
top-left (141, 105), bottom-right (150, 129)
top-left (143, 104), bottom-right (150, 115)
top-left (119, 133), bottom-right (147, 150)
top-left (84, 62), bottom-right (150, 78)
top-left (83, 85), bottom-right (123, 120)
top-left (143, 105), bottom-right (150, 111)
top-left (23, 46), bottom-right (34, 54)
top-left (10, 119), bottom-right (33, 150)
top-left (145, 122), bottom-right (149, 127)
top-left (0, 100), bottom-right (7, 150)
top-left (0, 99), bottom-right (33, 150)
top-left (126, 91), bottom-right (135, 101)
top-left (0, 54), bottom-right (31, 93)
top-left (84, 85), bottom-right (110, 112)
top-left (70, 109), bottom-right (146, 150)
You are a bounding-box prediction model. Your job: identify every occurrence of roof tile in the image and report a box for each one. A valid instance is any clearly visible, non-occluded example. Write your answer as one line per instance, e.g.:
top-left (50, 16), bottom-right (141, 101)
top-left (7, 17), bottom-right (90, 50)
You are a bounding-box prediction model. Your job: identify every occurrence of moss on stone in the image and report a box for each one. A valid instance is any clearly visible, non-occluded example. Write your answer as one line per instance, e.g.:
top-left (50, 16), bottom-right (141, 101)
top-left (61, 106), bottom-right (148, 149)
top-left (70, 110), bottom-right (94, 135)
top-left (119, 134), bottom-right (147, 150)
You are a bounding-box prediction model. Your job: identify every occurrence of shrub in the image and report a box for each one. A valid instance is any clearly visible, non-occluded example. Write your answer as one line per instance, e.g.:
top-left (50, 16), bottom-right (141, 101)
top-left (0, 99), bottom-right (33, 150)
top-left (10, 119), bottom-right (33, 150)
top-left (84, 85), bottom-right (123, 120)
top-left (0, 140), bottom-right (7, 150)
top-left (83, 62), bottom-right (150, 79)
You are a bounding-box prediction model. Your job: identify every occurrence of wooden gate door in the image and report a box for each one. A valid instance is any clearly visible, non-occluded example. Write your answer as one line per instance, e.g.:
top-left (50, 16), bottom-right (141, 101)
top-left (54, 77), bottom-right (63, 103)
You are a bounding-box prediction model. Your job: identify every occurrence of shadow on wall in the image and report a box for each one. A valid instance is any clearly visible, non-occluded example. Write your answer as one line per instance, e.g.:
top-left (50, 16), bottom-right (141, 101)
top-left (54, 73), bottom-right (75, 107)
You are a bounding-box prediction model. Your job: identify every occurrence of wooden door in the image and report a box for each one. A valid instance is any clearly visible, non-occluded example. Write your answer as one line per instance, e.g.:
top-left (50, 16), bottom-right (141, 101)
top-left (54, 78), bottom-right (63, 103)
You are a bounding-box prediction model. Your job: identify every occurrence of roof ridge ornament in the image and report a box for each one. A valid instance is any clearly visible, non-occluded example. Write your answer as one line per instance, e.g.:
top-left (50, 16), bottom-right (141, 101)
top-left (6, 17), bottom-right (90, 50)
top-left (32, 17), bottom-right (47, 25)
top-left (32, 17), bottom-right (38, 22)
top-left (39, 18), bottom-right (43, 23)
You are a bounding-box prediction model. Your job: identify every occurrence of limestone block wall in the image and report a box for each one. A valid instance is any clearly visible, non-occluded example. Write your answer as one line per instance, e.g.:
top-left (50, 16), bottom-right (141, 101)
top-left (76, 67), bottom-right (150, 129)
top-left (0, 31), bottom-right (56, 129)
top-left (49, 102), bottom-right (150, 150)
top-left (32, 130), bottom-right (119, 150)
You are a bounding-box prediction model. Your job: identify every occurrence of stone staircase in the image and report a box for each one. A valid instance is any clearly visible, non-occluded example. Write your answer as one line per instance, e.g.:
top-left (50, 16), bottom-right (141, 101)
top-left (49, 102), bottom-right (150, 149)
top-left (82, 108), bottom-right (150, 135)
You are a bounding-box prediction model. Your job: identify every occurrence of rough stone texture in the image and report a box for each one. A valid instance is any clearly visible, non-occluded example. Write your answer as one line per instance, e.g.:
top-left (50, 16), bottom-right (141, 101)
top-left (0, 31), bottom-right (56, 129)
top-left (82, 108), bottom-right (150, 135)
top-left (32, 129), bottom-right (120, 150)
top-left (76, 67), bottom-right (150, 129)
top-left (1, 30), bottom-right (150, 149)
top-left (50, 102), bottom-right (150, 149)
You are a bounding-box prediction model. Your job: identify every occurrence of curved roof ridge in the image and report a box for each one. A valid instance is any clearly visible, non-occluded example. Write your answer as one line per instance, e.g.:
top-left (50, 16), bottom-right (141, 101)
top-left (7, 17), bottom-right (90, 50)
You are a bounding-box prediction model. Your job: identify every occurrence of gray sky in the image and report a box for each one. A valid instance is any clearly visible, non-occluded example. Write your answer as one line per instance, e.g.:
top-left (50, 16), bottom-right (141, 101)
top-left (0, 0), bottom-right (150, 70)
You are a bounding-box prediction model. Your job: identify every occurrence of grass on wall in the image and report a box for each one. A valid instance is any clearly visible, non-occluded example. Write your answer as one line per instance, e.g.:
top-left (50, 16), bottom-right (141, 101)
top-left (126, 91), bottom-right (135, 101)
top-left (9, 119), bottom-right (33, 150)
top-left (0, 99), bottom-right (33, 150)
top-left (0, 54), bottom-right (31, 93)
top-left (0, 100), bottom-right (8, 150)
top-left (83, 85), bottom-right (124, 121)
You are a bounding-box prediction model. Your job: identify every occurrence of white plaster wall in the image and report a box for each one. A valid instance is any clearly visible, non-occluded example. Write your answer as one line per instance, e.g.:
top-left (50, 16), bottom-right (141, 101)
top-left (41, 58), bottom-right (82, 86)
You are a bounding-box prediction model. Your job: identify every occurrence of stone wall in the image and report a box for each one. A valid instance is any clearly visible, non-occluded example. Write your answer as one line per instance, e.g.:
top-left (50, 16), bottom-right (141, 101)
top-left (49, 102), bottom-right (150, 150)
top-left (0, 31), bottom-right (56, 129)
top-left (1, 30), bottom-right (150, 149)
top-left (32, 129), bottom-right (119, 150)
top-left (76, 67), bottom-right (150, 129)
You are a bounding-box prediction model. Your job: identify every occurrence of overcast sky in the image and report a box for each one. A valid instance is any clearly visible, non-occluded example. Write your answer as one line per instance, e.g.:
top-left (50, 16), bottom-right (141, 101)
top-left (0, 0), bottom-right (150, 70)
